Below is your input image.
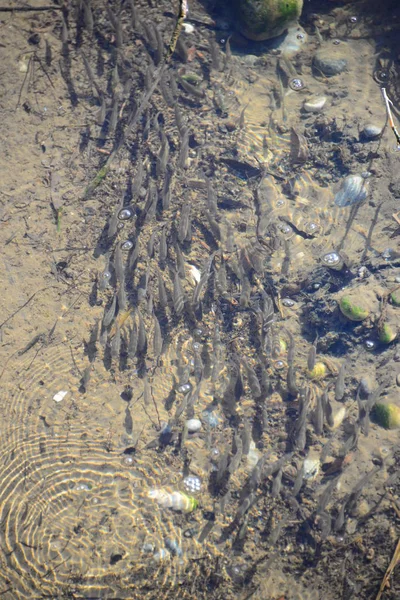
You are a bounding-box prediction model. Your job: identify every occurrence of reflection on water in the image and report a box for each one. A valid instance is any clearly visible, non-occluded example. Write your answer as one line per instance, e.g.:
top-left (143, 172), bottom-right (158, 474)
top-left (0, 0), bottom-right (399, 598)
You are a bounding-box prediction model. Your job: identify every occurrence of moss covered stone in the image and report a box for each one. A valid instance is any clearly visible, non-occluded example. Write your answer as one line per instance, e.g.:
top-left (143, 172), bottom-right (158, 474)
top-left (372, 402), bottom-right (400, 429)
top-left (339, 296), bottom-right (369, 321)
top-left (236, 0), bottom-right (303, 41)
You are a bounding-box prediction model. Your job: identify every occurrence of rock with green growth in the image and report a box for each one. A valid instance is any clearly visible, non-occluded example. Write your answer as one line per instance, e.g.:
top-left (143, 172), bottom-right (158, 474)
top-left (235, 0), bottom-right (303, 41)
top-left (379, 323), bottom-right (398, 344)
top-left (339, 296), bottom-right (369, 321)
top-left (390, 289), bottom-right (400, 307)
top-left (307, 362), bottom-right (327, 381)
top-left (372, 402), bottom-right (400, 429)
top-left (378, 307), bottom-right (398, 344)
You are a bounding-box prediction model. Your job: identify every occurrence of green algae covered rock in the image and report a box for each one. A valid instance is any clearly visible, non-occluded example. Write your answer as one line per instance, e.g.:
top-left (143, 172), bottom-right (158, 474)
top-left (390, 289), bottom-right (400, 307)
top-left (372, 402), bottom-right (400, 430)
top-left (378, 307), bottom-right (398, 344)
top-left (236, 0), bottom-right (303, 41)
top-left (339, 296), bottom-right (369, 321)
top-left (379, 323), bottom-right (398, 344)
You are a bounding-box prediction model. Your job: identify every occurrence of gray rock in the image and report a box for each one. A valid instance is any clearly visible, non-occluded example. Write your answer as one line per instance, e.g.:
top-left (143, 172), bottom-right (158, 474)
top-left (362, 124), bottom-right (383, 140)
top-left (314, 50), bottom-right (347, 77)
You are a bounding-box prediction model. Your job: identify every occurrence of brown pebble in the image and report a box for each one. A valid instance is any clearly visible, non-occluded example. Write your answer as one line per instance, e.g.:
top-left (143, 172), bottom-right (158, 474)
top-left (396, 373), bottom-right (400, 387)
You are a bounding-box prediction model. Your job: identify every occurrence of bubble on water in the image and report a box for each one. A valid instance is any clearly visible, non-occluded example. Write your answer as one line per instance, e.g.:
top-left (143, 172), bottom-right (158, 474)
top-left (273, 360), bottom-right (286, 371)
top-left (322, 252), bottom-right (340, 265)
top-left (121, 240), bottom-right (133, 250)
top-left (365, 340), bottom-right (376, 350)
top-left (321, 251), bottom-right (343, 270)
top-left (349, 16), bottom-right (357, 23)
top-left (305, 222), bottom-right (319, 235)
top-left (177, 382), bottom-right (192, 394)
top-left (118, 207), bottom-right (134, 221)
top-left (123, 456), bottom-right (134, 466)
top-left (75, 483), bottom-right (91, 491)
top-left (279, 223), bottom-right (292, 235)
top-left (183, 475), bottom-right (202, 493)
top-left (281, 298), bottom-right (295, 307)
top-left (192, 341), bottom-right (201, 352)
top-left (333, 39), bottom-right (341, 45)
top-left (289, 77), bottom-right (305, 91)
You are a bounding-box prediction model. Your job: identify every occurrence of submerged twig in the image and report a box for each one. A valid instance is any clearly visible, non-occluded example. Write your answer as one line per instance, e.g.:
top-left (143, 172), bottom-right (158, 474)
top-left (375, 538), bottom-right (400, 600)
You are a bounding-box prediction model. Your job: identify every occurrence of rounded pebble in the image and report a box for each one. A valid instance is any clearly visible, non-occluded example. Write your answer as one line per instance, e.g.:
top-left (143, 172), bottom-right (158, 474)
top-left (362, 124), bottom-right (382, 140)
top-left (314, 50), bottom-right (347, 77)
top-left (186, 418), bottom-right (202, 433)
top-left (303, 458), bottom-right (319, 480)
top-left (303, 96), bottom-right (327, 113)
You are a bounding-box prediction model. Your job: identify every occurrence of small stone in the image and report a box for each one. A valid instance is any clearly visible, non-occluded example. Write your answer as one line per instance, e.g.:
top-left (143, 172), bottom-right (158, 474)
top-left (362, 124), bottom-right (382, 140)
top-left (303, 96), bottom-right (327, 113)
top-left (186, 418), bottom-right (202, 433)
top-left (314, 50), bottom-right (347, 76)
top-left (303, 457), bottom-right (320, 480)
top-left (359, 376), bottom-right (374, 399)
top-left (53, 390), bottom-right (68, 403)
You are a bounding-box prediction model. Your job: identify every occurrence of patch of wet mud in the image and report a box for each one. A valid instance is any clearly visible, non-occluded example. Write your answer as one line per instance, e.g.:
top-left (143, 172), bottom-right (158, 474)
top-left (0, 0), bottom-right (399, 599)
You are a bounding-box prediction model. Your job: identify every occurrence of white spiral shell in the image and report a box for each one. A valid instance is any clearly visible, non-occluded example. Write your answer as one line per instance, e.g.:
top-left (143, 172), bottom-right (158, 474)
top-left (148, 489), bottom-right (198, 512)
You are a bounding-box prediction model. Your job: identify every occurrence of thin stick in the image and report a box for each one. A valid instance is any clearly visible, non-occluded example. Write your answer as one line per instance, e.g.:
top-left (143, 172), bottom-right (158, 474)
top-left (381, 87), bottom-right (400, 149)
top-left (375, 538), bottom-right (400, 600)
top-left (0, 5), bottom-right (62, 11)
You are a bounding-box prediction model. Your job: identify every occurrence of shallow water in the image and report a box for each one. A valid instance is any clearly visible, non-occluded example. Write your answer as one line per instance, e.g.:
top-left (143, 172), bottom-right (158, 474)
top-left (0, 1), bottom-right (399, 599)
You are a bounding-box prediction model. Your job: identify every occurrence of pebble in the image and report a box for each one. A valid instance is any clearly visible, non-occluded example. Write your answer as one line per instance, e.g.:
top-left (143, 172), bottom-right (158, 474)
top-left (359, 376), bottom-right (374, 398)
top-left (303, 96), bottom-right (327, 113)
top-left (362, 124), bottom-right (382, 140)
top-left (313, 50), bottom-right (347, 76)
top-left (396, 373), bottom-right (400, 387)
top-left (53, 390), bottom-right (68, 403)
top-left (186, 418), bottom-right (202, 433)
top-left (303, 457), bottom-right (320, 480)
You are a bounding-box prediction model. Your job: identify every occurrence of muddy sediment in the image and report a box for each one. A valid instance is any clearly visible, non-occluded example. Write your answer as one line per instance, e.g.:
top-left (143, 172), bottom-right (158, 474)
top-left (0, 1), bottom-right (399, 599)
